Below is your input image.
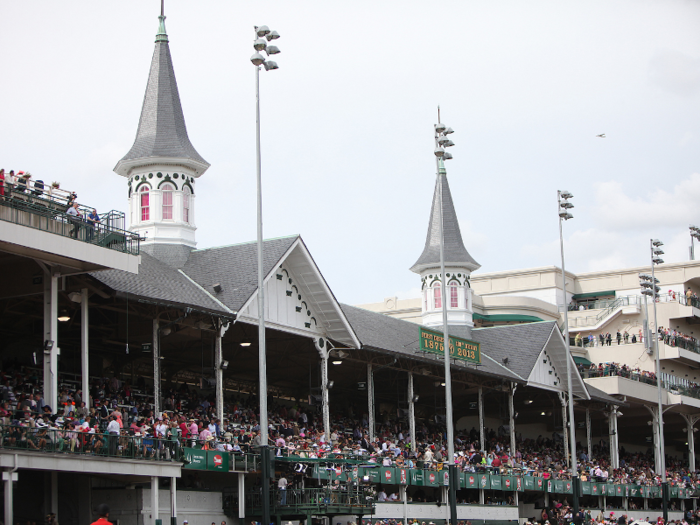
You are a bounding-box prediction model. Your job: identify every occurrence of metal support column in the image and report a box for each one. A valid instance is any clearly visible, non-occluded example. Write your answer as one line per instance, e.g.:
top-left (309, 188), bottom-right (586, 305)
top-left (509, 383), bottom-right (517, 460)
top-left (478, 386), bottom-right (485, 452)
top-left (238, 472), bottom-right (246, 519)
top-left (367, 364), bottom-right (375, 443)
top-left (44, 273), bottom-right (59, 413)
top-left (153, 320), bottom-right (161, 417)
top-left (151, 476), bottom-right (159, 525)
top-left (170, 477), bottom-right (177, 525)
top-left (215, 322), bottom-right (224, 421)
top-left (81, 288), bottom-right (90, 409)
top-left (321, 351), bottom-right (330, 442)
top-left (408, 372), bottom-right (416, 452)
top-left (401, 485), bottom-right (408, 525)
top-left (644, 405), bottom-right (661, 475)
top-left (607, 408), bottom-right (619, 469)
top-left (3, 470), bottom-right (17, 525)
top-left (586, 408), bottom-right (592, 461)
top-left (681, 414), bottom-right (700, 471)
top-left (559, 392), bottom-right (569, 467)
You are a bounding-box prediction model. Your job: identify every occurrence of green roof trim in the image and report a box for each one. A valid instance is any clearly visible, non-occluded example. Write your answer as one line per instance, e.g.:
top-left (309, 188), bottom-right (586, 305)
top-left (473, 314), bottom-right (543, 323)
top-left (572, 291), bottom-right (616, 300)
top-left (573, 356), bottom-right (592, 366)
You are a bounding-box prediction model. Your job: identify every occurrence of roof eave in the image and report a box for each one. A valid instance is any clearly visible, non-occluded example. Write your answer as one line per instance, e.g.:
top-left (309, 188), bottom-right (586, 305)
top-left (114, 156), bottom-right (211, 178)
top-left (410, 260), bottom-right (482, 274)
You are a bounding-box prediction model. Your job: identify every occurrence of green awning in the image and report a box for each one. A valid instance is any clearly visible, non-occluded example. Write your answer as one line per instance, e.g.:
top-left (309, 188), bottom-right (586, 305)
top-left (473, 314), bottom-right (543, 323)
top-left (573, 356), bottom-right (592, 366)
top-left (572, 291), bottom-right (615, 300)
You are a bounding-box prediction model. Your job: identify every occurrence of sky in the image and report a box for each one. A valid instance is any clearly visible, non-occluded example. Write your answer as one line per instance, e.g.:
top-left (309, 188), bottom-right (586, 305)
top-left (1, 1), bottom-right (699, 306)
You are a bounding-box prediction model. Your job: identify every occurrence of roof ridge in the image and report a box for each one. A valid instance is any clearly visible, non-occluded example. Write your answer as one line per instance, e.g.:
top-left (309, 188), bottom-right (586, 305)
top-left (191, 234), bottom-right (299, 253)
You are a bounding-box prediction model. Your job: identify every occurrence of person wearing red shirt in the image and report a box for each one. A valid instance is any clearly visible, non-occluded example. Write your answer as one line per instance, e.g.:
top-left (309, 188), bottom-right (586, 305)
top-left (90, 504), bottom-right (111, 525)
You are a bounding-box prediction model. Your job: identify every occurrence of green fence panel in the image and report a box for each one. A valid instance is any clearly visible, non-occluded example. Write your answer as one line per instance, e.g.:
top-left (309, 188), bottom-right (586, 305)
top-left (523, 477), bottom-right (535, 491)
top-left (479, 473), bottom-right (490, 490)
top-left (490, 475), bottom-right (502, 490)
top-left (500, 476), bottom-right (514, 492)
top-left (207, 451), bottom-right (229, 471)
top-left (545, 479), bottom-right (554, 493)
top-left (516, 477), bottom-right (524, 492)
top-left (183, 448), bottom-right (206, 470)
top-left (379, 467), bottom-right (395, 484)
top-left (409, 469), bottom-right (424, 486)
top-left (605, 484), bottom-right (615, 497)
top-left (464, 473), bottom-right (480, 489)
top-left (590, 483), bottom-right (600, 496)
top-left (330, 466), bottom-right (347, 482)
top-left (366, 468), bottom-right (381, 484)
top-left (582, 482), bottom-right (591, 495)
top-left (614, 485), bottom-right (624, 497)
top-left (554, 480), bottom-right (565, 494)
top-left (425, 471), bottom-right (440, 487)
top-left (670, 487), bottom-right (679, 498)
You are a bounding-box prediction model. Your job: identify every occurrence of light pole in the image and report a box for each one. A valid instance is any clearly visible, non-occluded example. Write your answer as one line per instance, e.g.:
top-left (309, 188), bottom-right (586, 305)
top-left (649, 238), bottom-right (668, 522)
top-left (557, 190), bottom-right (579, 516)
top-left (433, 113), bottom-right (457, 525)
top-left (689, 226), bottom-right (700, 261)
top-left (250, 25), bottom-right (281, 525)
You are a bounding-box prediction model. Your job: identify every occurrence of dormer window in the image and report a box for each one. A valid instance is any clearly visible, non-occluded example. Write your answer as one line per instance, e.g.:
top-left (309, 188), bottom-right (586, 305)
top-left (183, 186), bottom-right (191, 223)
top-left (140, 186), bottom-right (150, 221)
top-left (161, 183), bottom-right (174, 220)
top-left (434, 284), bottom-right (442, 309)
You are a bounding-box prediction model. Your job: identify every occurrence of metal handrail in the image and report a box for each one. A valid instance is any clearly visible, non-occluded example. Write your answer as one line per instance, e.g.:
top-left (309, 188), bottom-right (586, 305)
top-left (0, 191), bottom-right (139, 255)
top-left (0, 423), bottom-right (179, 460)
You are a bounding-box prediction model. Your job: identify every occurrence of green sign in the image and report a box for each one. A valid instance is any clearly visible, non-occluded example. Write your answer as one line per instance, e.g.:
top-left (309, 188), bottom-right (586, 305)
top-left (581, 482), bottom-right (591, 495)
top-left (464, 473), bottom-right (478, 489)
top-left (410, 470), bottom-right (424, 486)
top-left (502, 476), bottom-right (516, 492)
top-left (419, 328), bottom-right (481, 364)
top-left (523, 477), bottom-right (535, 491)
top-left (207, 451), bottom-right (229, 471)
top-left (490, 475), bottom-right (502, 490)
top-left (183, 448), bottom-right (206, 470)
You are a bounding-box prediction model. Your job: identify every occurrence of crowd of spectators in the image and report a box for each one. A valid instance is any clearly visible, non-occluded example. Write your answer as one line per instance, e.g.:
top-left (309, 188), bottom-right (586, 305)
top-left (2, 364), bottom-right (700, 494)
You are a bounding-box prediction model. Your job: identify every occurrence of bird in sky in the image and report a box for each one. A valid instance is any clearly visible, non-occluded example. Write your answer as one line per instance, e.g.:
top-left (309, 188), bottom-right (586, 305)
top-left (596, 133), bottom-right (606, 138)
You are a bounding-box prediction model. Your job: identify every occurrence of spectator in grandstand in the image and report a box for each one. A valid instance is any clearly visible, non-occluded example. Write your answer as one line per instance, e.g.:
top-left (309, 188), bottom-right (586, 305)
top-left (66, 202), bottom-right (83, 238)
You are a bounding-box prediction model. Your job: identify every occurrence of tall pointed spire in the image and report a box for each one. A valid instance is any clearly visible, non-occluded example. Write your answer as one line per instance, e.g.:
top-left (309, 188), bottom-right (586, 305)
top-left (114, 10), bottom-right (209, 177)
top-left (410, 161), bottom-right (480, 274)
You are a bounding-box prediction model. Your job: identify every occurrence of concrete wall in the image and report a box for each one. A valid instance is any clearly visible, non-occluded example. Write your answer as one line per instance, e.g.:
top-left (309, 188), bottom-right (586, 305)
top-left (373, 502), bottom-right (518, 521)
top-left (90, 488), bottom-right (232, 525)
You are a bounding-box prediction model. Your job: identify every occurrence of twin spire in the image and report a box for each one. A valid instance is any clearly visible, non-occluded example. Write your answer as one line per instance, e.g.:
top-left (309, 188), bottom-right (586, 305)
top-left (410, 158), bottom-right (480, 274)
top-left (114, 6), bottom-right (209, 177)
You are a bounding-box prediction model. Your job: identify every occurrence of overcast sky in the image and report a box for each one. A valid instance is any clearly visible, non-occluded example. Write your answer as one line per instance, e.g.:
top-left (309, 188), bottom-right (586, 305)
top-left (2, 1), bottom-right (699, 305)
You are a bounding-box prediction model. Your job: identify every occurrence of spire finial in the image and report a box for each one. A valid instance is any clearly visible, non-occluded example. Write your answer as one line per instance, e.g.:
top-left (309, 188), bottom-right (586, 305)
top-left (438, 158), bottom-right (446, 174)
top-left (156, 3), bottom-right (168, 43)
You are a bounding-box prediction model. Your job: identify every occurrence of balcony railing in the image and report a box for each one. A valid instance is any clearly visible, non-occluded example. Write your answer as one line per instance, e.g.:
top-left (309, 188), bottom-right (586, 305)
top-left (0, 424), bottom-right (179, 461)
top-left (0, 183), bottom-right (139, 256)
top-left (581, 366), bottom-right (700, 401)
top-left (569, 293), bottom-right (700, 328)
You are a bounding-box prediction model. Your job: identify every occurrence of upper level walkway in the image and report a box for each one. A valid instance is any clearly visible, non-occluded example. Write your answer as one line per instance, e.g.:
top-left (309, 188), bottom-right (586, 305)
top-left (0, 178), bottom-right (140, 273)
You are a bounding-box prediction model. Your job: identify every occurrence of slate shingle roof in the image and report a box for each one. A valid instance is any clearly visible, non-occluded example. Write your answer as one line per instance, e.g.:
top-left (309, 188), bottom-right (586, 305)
top-left (92, 236), bottom-right (298, 316)
top-left (341, 304), bottom-right (522, 381)
top-left (470, 321), bottom-right (559, 380)
top-left (411, 168), bottom-right (480, 273)
top-left (182, 236), bottom-right (298, 312)
top-left (115, 18), bottom-right (209, 171)
top-left (92, 251), bottom-right (229, 315)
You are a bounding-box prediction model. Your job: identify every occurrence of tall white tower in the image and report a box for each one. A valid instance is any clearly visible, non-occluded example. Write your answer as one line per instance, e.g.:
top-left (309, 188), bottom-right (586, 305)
top-left (410, 160), bottom-right (480, 332)
top-left (114, 12), bottom-right (209, 250)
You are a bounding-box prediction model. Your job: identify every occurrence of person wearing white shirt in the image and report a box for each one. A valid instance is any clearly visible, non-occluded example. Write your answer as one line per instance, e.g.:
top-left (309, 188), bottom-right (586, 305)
top-left (107, 416), bottom-right (120, 456)
top-left (377, 490), bottom-right (387, 502)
